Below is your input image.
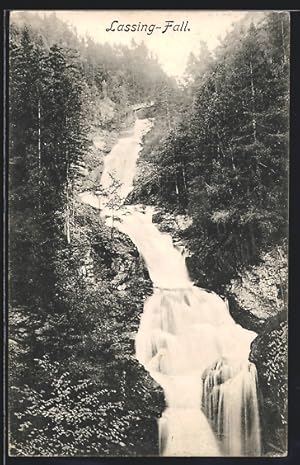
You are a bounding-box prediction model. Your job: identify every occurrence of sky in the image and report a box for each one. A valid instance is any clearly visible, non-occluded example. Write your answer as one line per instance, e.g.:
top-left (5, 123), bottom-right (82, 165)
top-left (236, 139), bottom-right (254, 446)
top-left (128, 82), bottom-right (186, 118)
top-left (14, 10), bottom-right (266, 79)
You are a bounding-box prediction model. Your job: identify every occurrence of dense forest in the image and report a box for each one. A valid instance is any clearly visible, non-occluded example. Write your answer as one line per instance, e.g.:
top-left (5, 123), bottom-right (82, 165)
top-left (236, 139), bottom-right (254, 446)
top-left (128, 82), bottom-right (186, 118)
top-left (9, 12), bottom-right (172, 456)
top-left (9, 11), bottom-right (288, 457)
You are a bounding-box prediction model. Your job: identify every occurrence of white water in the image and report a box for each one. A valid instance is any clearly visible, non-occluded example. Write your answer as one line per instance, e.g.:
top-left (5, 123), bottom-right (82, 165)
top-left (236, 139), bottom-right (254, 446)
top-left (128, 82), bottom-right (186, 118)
top-left (80, 117), bottom-right (261, 456)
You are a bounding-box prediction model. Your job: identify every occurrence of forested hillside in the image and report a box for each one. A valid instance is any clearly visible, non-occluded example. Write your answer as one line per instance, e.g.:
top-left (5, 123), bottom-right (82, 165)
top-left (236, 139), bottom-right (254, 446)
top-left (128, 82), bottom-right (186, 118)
top-left (9, 12), bottom-right (172, 456)
top-left (134, 13), bottom-right (289, 291)
top-left (9, 11), bottom-right (289, 457)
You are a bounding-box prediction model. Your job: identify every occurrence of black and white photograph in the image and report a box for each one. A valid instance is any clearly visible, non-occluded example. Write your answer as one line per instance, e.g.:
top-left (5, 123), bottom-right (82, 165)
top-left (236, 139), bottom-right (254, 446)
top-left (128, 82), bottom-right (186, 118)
top-left (7, 9), bottom-right (289, 457)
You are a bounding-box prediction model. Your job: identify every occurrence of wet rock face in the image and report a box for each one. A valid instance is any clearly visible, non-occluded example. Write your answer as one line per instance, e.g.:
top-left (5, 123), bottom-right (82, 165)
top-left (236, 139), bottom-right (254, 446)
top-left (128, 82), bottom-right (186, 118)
top-left (249, 322), bottom-right (288, 456)
top-left (152, 208), bottom-right (193, 259)
top-left (152, 210), bottom-right (193, 233)
top-left (222, 244), bottom-right (287, 332)
top-left (121, 357), bottom-right (165, 456)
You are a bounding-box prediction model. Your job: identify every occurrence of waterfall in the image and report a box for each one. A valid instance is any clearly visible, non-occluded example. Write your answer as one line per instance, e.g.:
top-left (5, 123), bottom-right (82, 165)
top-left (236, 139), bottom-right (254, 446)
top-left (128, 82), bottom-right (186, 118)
top-left (79, 116), bottom-right (261, 456)
top-left (202, 358), bottom-right (261, 456)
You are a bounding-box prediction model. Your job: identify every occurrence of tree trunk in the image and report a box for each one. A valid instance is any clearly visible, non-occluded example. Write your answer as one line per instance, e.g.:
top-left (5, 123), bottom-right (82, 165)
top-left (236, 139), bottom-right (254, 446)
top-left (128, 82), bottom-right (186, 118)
top-left (166, 98), bottom-right (171, 131)
top-left (111, 214), bottom-right (115, 241)
top-left (38, 98), bottom-right (41, 173)
top-left (182, 162), bottom-right (188, 197)
top-left (38, 98), bottom-right (41, 209)
top-left (65, 155), bottom-right (71, 244)
top-left (249, 60), bottom-right (257, 143)
top-left (281, 19), bottom-right (287, 64)
top-left (175, 176), bottom-right (179, 197)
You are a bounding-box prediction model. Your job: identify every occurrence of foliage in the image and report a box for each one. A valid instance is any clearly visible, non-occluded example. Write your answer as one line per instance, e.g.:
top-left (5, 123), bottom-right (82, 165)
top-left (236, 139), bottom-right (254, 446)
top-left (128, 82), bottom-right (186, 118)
top-left (10, 357), bottom-right (162, 456)
top-left (250, 322), bottom-right (287, 455)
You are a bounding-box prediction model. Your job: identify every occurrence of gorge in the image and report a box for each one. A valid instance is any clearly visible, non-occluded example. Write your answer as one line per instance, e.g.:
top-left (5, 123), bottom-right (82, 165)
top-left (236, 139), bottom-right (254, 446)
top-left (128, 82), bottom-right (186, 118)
top-left (80, 115), bottom-right (261, 456)
top-left (9, 11), bottom-right (288, 458)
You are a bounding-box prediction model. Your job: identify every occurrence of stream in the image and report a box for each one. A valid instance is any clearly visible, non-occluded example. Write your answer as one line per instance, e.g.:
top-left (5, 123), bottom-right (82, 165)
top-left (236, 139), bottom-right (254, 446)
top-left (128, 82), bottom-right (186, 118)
top-left (79, 116), bottom-right (261, 456)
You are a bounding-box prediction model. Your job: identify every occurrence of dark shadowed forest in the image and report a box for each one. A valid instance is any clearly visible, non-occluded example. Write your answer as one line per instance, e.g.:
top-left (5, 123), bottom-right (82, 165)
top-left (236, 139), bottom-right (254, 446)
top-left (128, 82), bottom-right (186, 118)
top-left (9, 11), bottom-right (288, 457)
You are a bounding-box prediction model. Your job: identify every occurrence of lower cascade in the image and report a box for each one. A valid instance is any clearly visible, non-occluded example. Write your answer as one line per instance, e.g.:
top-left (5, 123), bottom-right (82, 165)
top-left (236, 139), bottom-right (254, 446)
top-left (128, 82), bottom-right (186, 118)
top-left (202, 359), bottom-right (261, 456)
top-left (80, 116), bottom-right (261, 457)
top-left (133, 283), bottom-right (261, 456)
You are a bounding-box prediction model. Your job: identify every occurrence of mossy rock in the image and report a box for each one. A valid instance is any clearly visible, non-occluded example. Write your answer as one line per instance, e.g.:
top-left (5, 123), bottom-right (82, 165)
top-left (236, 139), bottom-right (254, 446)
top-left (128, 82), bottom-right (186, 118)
top-left (250, 321), bottom-right (287, 456)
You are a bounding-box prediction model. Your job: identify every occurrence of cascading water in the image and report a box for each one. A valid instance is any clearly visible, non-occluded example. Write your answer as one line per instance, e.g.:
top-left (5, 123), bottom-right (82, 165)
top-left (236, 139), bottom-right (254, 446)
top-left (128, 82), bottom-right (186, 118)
top-left (80, 116), bottom-right (261, 456)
